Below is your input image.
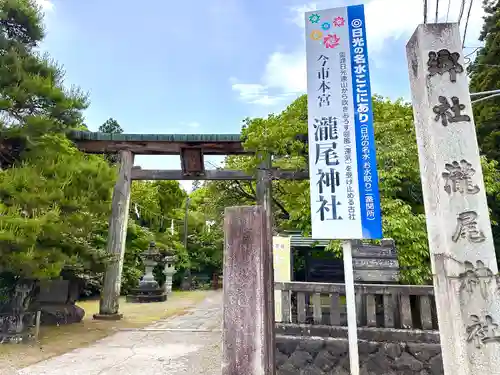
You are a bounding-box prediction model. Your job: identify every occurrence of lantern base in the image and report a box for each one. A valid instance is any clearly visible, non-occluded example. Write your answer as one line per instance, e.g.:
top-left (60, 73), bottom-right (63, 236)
top-left (126, 287), bottom-right (167, 303)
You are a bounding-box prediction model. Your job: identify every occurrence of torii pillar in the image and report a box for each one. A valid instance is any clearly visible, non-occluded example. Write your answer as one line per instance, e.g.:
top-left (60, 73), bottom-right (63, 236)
top-left (94, 150), bottom-right (134, 320)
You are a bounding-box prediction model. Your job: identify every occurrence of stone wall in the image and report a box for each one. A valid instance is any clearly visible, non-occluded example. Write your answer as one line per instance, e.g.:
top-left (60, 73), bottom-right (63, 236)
top-left (275, 335), bottom-right (444, 375)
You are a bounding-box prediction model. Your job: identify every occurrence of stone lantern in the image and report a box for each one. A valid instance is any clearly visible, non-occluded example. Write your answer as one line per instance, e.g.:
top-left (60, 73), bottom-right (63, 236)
top-left (163, 250), bottom-right (177, 295)
top-left (126, 241), bottom-right (167, 303)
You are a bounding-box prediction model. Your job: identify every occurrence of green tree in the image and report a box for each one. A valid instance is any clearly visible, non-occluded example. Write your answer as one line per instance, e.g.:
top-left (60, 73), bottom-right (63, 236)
top-left (467, 0), bottom-right (500, 253)
top-left (0, 0), bottom-right (114, 301)
top-left (182, 187), bottom-right (224, 282)
top-left (203, 95), bottom-right (500, 284)
top-left (191, 180), bottom-right (201, 191)
top-left (98, 118), bottom-right (123, 164)
top-left (130, 180), bottom-right (186, 232)
top-left (469, 0), bottom-right (500, 162)
top-left (0, 0), bottom-right (88, 141)
top-left (124, 180), bottom-right (189, 291)
top-left (98, 118), bottom-right (123, 134)
top-left (0, 0), bottom-right (205, 298)
top-left (0, 135), bottom-right (116, 279)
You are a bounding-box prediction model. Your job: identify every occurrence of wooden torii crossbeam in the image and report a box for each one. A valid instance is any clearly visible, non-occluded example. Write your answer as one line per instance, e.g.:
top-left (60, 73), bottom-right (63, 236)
top-left (69, 131), bottom-right (309, 180)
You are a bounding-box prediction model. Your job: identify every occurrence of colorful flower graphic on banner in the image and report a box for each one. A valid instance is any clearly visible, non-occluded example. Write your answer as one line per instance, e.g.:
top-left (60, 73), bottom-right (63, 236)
top-left (323, 34), bottom-right (340, 48)
top-left (309, 13), bottom-right (320, 23)
top-left (310, 30), bottom-right (323, 41)
top-left (321, 22), bottom-right (331, 30)
top-left (333, 16), bottom-right (345, 27)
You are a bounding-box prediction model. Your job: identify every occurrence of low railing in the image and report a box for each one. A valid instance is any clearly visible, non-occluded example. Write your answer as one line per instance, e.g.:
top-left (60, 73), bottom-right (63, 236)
top-left (275, 281), bottom-right (437, 331)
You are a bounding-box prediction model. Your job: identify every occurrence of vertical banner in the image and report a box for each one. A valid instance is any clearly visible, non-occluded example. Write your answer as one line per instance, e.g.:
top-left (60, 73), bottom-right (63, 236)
top-left (273, 236), bottom-right (291, 322)
top-left (305, 4), bottom-right (382, 240)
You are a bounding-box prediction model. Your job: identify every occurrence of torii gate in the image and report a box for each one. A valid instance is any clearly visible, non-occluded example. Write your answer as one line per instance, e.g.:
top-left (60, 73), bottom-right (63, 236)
top-left (69, 130), bottom-right (307, 370)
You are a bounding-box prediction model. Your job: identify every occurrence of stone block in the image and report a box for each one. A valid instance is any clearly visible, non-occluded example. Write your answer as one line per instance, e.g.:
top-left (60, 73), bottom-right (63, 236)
top-left (287, 349), bottom-right (313, 369)
top-left (37, 280), bottom-right (70, 304)
top-left (40, 304), bottom-right (85, 326)
top-left (429, 354), bottom-right (443, 375)
top-left (275, 335), bottom-right (444, 374)
top-left (313, 350), bottom-right (336, 372)
top-left (299, 364), bottom-right (324, 375)
top-left (277, 362), bottom-right (297, 375)
top-left (379, 342), bottom-right (403, 359)
top-left (406, 343), bottom-right (441, 362)
top-left (393, 352), bottom-right (424, 372)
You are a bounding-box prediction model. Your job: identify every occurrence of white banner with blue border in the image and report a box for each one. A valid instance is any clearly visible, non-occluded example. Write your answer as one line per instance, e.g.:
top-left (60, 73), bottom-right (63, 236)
top-left (305, 4), bottom-right (382, 239)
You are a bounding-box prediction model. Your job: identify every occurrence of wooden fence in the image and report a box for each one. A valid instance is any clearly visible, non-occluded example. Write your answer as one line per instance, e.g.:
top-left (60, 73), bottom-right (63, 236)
top-left (275, 281), bottom-right (437, 331)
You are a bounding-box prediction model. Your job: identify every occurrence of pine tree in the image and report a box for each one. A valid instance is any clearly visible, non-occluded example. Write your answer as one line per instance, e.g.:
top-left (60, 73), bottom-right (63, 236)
top-left (98, 118), bottom-right (123, 134)
top-left (0, 0), bottom-right (88, 168)
top-left (0, 1), bottom-right (114, 282)
top-left (98, 118), bottom-right (123, 164)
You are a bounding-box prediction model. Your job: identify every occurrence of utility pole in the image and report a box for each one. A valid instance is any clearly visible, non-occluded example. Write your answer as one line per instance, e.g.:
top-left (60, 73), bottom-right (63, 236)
top-left (181, 197), bottom-right (191, 290)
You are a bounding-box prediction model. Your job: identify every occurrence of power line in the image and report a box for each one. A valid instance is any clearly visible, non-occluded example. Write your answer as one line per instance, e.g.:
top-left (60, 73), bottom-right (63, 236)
top-left (471, 63), bottom-right (500, 68)
top-left (458, 0), bottom-right (466, 24)
top-left (462, 0), bottom-right (474, 48)
top-left (470, 89), bottom-right (500, 97)
top-left (446, 0), bottom-right (452, 21)
top-left (464, 47), bottom-right (481, 65)
top-left (464, 46), bottom-right (481, 58)
top-left (472, 92), bottom-right (500, 104)
top-left (424, 0), bottom-right (428, 23)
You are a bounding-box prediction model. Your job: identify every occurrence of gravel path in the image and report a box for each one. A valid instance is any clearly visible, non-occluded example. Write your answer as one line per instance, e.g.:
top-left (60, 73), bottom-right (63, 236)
top-left (15, 291), bottom-right (223, 375)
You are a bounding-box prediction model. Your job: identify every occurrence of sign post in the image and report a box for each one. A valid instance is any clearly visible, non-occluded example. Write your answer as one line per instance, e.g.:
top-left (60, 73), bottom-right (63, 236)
top-left (305, 5), bottom-right (382, 375)
top-left (342, 239), bottom-right (360, 373)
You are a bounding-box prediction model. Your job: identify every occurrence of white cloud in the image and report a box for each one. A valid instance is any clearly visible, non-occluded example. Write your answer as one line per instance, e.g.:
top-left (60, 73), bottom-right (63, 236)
top-left (35, 0), bottom-right (54, 12)
top-left (230, 49), bottom-right (307, 106)
top-left (288, 2), bottom-right (322, 28)
top-left (232, 0), bottom-right (486, 105)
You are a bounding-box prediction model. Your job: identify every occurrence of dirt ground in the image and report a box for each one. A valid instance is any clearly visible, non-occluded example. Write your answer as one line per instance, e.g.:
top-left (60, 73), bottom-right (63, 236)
top-left (0, 290), bottom-right (210, 371)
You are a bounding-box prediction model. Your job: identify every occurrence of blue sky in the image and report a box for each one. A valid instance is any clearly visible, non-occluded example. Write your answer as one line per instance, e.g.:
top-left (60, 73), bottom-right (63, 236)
top-left (37, 0), bottom-right (485, 190)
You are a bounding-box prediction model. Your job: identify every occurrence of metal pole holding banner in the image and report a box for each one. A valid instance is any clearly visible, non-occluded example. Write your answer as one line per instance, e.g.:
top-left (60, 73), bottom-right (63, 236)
top-left (342, 240), bottom-right (359, 375)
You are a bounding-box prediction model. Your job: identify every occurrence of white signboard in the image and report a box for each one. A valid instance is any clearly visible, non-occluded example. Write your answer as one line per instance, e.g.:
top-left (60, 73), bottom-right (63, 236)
top-left (305, 5), bottom-right (382, 240)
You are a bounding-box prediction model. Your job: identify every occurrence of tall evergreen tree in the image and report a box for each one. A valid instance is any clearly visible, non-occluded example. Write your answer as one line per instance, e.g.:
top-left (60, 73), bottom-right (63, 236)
top-left (98, 118), bottom-right (123, 164)
top-left (0, 0), bottom-right (88, 168)
top-left (98, 118), bottom-right (123, 134)
top-left (0, 1), bottom-right (114, 284)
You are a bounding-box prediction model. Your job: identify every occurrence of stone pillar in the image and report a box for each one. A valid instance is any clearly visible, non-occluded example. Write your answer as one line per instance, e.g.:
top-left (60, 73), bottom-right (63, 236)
top-left (163, 255), bottom-right (177, 295)
top-left (222, 206), bottom-right (275, 375)
top-left (95, 150), bottom-right (134, 320)
top-left (406, 23), bottom-right (500, 374)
